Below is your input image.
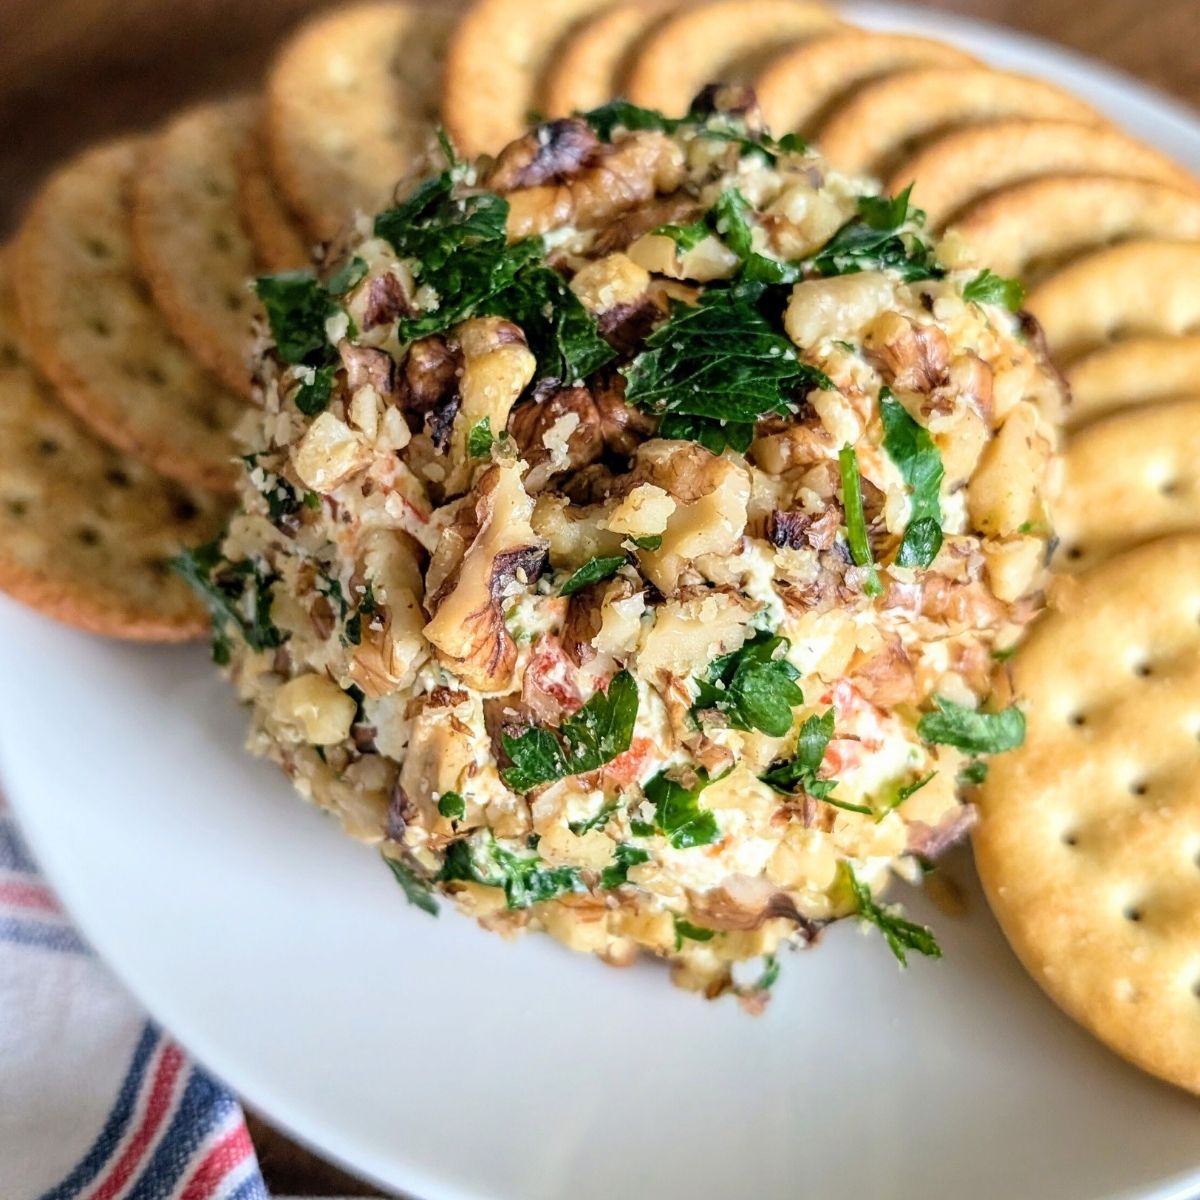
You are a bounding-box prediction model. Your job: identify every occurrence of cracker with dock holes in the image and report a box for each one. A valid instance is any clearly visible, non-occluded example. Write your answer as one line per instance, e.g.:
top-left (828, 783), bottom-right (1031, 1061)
top-left (949, 175), bottom-right (1200, 281)
top-left (1067, 336), bottom-right (1200, 430)
top-left (753, 29), bottom-right (977, 141)
top-left (1027, 241), bottom-right (1200, 364)
top-left (13, 137), bottom-right (242, 492)
top-left (625, 0), bottom-right (841, 115)
top-left (891, 119), bottom-right (1200, 230)
top-left (815, 66), bottom-right (1101, 178)
top-left (266, 0), bottom-right (456, 240)
top-left (235, 118), bottom-right (310, 271)
top-left (0, 256), bottom-right (228, 639)
top-left (133, 97), bottom-right (262, 398)
top-left (976, 535), bottom-right (1200, 1094)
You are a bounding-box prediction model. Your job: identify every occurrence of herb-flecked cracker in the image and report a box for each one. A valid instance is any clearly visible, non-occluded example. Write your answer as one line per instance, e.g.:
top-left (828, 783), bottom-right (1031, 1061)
top-left (891, 120), bottom-right (1200, 231)
top-left (133, 97), bottom-right (261, 397)
top-left (949, 175), bottom-right (1200, 281)
top-left (13, 137), bottom-right (243, 492)
top-left (266, 1), bottom-right (457, 240)
top-left (814, 66), bottom-right (1101, 178)
top-left (753, 29), bottom-right (977, 140)
top-left (0, 256), bottom-right (229, 640)
top-left (1028, 240), bottom-right (1200, 363)
top-left (1067, 336), bottom-right (1200, 430)
top-left (626, 0), bottom-right (841, 115)
top-left (541, 1), bottom-right (677, 119)
top-left (1054, 398), bottom-right (1200, 573)
top-left (235, 118), bottom-right (311, 271)
top-left (975, 534), bottom-right (1200, 1094)
top-left (442, 0), bottom-right (606, 156)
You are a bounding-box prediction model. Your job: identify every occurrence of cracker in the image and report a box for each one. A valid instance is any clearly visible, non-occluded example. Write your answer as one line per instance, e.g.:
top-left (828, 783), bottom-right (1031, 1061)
top-left (891, 119), bottom-right (1200, 230)
top-left (266, 1), bottom-right (456, 240)
top-left (133, 97), bottom-right (261, 398)
top-left (1068, 336), bottom-right (1200, 429)
top-left (975, 534), bottom-right (1200, 1094)
top-left (541, 1), bottom-right (678, 119)
top-left (814, 66), bottom-right (1101, 178)
top-left (949, 175), bottom-right (1200, 281)
top-left (753, 29), bottom-right (977, 140)
top-left (0, 257), bottom-right (228, 640)
top-left (235, 116), bottom-right (311, 272)
top-left (443, 0), bottom-right (603, 156)
top-left (13, 137), bottom-right (242, 492)
top-left (1053, 399), bottom-right (1200, 573)
top-left (1028, 241), bottom-right (1200, 363)
top-left (625, 0), bottom-right (841, 115)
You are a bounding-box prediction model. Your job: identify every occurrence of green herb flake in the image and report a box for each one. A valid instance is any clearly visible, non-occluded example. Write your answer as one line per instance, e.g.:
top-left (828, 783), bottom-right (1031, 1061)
top-left (580, 101), bottom-right (681, 141)
top-left (838, 445), bottom-right (884, 597)
top-left (600, 843), bottom-right (651, 889)
top-left (958, 760), bottom-right (989, 786)
top-left (692, 631), bottom-right (804, 737)
top-left (502, 671), bottom-right (638, 791)
top-left (383, 853), bottom-right (439, 916)
top-left (673, 917), bottom-right (716, 950)
top-left (568, 802), bottom-right (617, 836)
top-left (325, 255), bottom-right (368, 296)
top-left (656, 412), bottom-right (755, 454)
top-left (438, 835), bottom-right (584, 910)
top-left (631, 534), bottom-right (663, 551)
top-left (467, 417), bottom-right (494, 459)
top-left (880, 389), bottom-right (944, 568)
top-left (644, 770), bottom-right (721, 850)
top-left (437, 791), bottom-right (466, 820)
top-left (294, 363), bottom-right (336, 417)
top-left (839, 862), bottom-right (941, 966)
top-left (650, 218), bottom-right (710, 252)
top-left (759, 710), bottom-right (872, 813)
top-left (559, 555), bottom-right (626, 597)
top-left (710, 187), bottom-right (800, 284)
top-left (991, 645), bottom-right (1017, 662)
top-left (810, 186), bottom-right (943, 283)
top-left (918, 696), bottom-right (1026, 755)
top-left (874, 770), bottom-right (937, 823)
top-left (254, 271), bottom-right (336, 366)
top-left (962, 268), bottom-right (1025, 312)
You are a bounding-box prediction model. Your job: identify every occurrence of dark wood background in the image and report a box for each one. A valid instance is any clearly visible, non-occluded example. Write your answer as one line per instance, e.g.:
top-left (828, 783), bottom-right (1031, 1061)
top-left (4, 0), bottom-right (1193, 1193)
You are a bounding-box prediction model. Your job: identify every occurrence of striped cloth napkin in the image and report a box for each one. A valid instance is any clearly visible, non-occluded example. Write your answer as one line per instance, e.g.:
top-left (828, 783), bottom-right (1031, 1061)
top-left (0, 794), bottom-right (269, 1199)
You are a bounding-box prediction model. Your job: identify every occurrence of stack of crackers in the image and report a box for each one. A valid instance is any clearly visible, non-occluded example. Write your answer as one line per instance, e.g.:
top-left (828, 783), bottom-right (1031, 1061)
top-left (4, 0), bottom-right (1200, 1094)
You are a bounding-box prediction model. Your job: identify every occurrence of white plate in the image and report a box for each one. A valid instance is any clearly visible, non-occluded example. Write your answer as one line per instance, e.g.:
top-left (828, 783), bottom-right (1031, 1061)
top-left (5, 6), bottom-right (1200, 1198)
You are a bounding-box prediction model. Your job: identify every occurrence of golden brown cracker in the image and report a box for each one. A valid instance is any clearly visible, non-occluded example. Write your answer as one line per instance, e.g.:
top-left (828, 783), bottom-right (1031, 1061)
top-left (976, 534), bottom-right (1200, 1094)
top-left (1068, 336), bottom-right (1200, 430)
top-left (235, 116), bottom-right (311, 272)
top-left (266, 1), bottom-right (456, 240)
top-left (814, 66), bottom-right (1101, 178)
top-left (14, 137), bottom-right (242, 492)
top-left (625, 0), bottom-right (841, 116)
top-left (542, 1), bottom-right (678, 118)
top-left (133, 97), bottom-right (261, 398)
top-left (754, 29), bottom-right (977, 140)
top-left (1054, 399), bottom-right (1200, 573)
top-left (949, 175), bottom-right (1200, 281)
top-left (0, 257), bottom-right (228, 640)
top-left (1028, 240), bottom-right (1200, 363)
top-left (443, 0), bottom-right (603, 156)
top-left (891, 119), bottom-right (1200, 230)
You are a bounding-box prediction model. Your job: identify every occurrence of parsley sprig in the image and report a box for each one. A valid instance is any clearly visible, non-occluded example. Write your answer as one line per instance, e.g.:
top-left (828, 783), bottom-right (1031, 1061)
top-left (880, 389), bottom-right (945, 568)
top-left (917, 697), bottom-right (1025, 755)
top-left (840, 862), bottom-right (941, 966)
top-left (692, 631), bottom-right (804, 738)
top-left (838, 445), bottom-right (884, 597)
top-left (759, 710), bottom-right (871, 813)
top-left (439, 834), bottom-right (584, 909)
top-left (810, 187), bottom-right (943, 282)
top-left (641, 770), bottom-right (721, 849)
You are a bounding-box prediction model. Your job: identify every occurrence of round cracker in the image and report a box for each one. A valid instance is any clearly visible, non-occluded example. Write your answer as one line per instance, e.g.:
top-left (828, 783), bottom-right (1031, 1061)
top-left (949, 175), bottom-right (1200, 281)
top-left (814, 66), bottom-right (1101, 178)
top-left (0, 257), bottom-right (228, 640)
top-left (443, 0), bottom-right (605, 156)
top-left (133, 97), bottom-right (261, 398)
top-left (1028, 240), bottom-right (1200, 363)
top-left (891, 119), bottom-right (1200, 231)
top-left (1054, 399), bottom-right (1200, 574)
top-left (625, 0), bottom-right (841, 116)
top-left (1068, 336), bottom-right (1200, 429)
top-left (753, 29), bottom-right (977, 140)
top-left (235, 117), bottom-right (311, 272)
top-left (541, 1), bottom-right (678, 118)
top-left (266, 1), bottom-right (456, 240)
top-left (14, 137), bottom-right (242, 493)
top-left (976, 534), bottom-right (1200, 1094)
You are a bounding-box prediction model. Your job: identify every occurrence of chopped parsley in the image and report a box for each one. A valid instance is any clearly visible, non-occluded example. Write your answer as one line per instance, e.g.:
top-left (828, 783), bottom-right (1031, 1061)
top-left (650, 217), bottom-right (711, 251)
top-left (254, 272), bottom-right (340, 367)
top-left (643, 770), bottom-right (721, 849)
top-left (559, 555), bottom-right (626, 597)
top-left (838, 445), bottom-right (884, 597)
top-left (962, 268), bottom-right (1025, 312)
top-left (439, 834), bottom-right (584, 909)
top-left (568, 802), bottom-right (617, 835)
top-left (760, 710), bottom-right (873, 815)
top-left (630, 534), bottom-right (663, 551)
top-left (325, 255), bottom-right (368, 296)
top-left (810, 186), bottom-right (943, 283)
top-left (873, 770), bottom-right (937, 823)
top-left (501, 671), bottom-right (638, 791)
top-left (600, 843), bottom-right (651, 889)
top-left (918, 696), bottom-right (1026, 755)
top-left (294, 364), bottom-right (336, 417)
top-left (958, 760), bottom-right (989, 786)
top-left (674, 917), bottom-right (716, 949)
top-left (437, 791), bottom-right (466, 820)
top-left (383, 854), bottom-right (439, 917)
top-left (693, 631), bottom-right (804, 738)
top-left (656, 412), bottom-right (755, 454)
top-left (839, 862), bottom-right (941, 966)
top-left (880, 389), bottom-right (944, 568)
top-left (467, 417), bottom-right (494, 459)
top-left (710, 187), bottom-right (800, 284)
top-left (580, 100), bottom-right (680, 140)
top-left (342, 581), bottom-right (376, 646)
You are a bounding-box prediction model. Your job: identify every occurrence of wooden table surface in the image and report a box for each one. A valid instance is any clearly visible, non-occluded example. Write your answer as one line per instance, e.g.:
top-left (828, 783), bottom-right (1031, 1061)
top-left (2, 0), bottom-right (1194, 1193)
